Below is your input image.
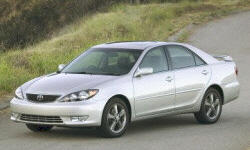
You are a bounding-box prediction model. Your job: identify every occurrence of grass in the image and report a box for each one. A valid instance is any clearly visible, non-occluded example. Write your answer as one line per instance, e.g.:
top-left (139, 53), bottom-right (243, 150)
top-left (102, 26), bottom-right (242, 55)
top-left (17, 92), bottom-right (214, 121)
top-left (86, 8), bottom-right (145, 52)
top-left (177, 29), bottom-right (193, 42)
top-left (0, 0), bottom-right (117, 50)
top-left (0, 0), bottom-right (250, 96)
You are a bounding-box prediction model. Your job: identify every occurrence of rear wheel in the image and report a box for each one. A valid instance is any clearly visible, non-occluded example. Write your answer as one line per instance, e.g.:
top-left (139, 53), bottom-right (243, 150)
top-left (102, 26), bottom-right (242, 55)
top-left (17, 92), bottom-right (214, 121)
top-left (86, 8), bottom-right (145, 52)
top-left (99, 98), bottom-right (129, 138)
top-left (194, 88), bottom-right (222, 124)
top-left (26, 124), bottom-right (53, 132)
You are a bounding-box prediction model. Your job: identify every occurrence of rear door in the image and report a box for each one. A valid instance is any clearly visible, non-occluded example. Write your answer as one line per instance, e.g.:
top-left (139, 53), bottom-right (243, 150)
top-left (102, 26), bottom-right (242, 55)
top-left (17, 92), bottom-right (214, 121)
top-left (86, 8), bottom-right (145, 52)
top-left (133, 46), bottom-right (175, 117)
top-left (166, 45), bottom-right (211, 109)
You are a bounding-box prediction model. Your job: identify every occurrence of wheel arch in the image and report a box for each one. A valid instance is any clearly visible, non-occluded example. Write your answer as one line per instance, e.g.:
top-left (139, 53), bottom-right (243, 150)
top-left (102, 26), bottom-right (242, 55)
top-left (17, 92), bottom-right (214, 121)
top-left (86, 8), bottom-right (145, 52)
top-left (106, 94), bottom-right (132, 122)
top-left (207, 84), bottom-right (224, 104)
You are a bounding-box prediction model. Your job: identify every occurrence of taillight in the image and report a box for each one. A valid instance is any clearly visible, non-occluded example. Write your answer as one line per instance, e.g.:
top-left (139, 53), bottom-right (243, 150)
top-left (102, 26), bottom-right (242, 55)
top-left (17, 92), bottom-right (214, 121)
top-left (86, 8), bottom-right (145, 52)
top-left (235, 66), bottom-right (238, 76)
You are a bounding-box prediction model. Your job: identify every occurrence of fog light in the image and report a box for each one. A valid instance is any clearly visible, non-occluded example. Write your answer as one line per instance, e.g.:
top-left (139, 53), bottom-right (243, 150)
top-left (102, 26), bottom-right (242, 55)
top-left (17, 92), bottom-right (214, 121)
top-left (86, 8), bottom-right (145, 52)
top-left (70, 116), bottom-right (89, 122)
top-left (11, 112), bottom-right (19, 120)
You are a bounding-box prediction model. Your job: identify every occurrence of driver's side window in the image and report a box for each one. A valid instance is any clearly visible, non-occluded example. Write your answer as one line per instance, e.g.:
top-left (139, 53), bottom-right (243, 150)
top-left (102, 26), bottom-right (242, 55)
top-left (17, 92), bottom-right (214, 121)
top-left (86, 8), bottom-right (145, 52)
top-left (140, 47), bottom-right (168, 73)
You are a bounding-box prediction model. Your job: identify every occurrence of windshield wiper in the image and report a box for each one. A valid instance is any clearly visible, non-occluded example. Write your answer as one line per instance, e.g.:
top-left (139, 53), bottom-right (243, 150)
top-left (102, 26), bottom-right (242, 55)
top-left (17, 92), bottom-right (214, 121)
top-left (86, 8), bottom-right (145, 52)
top-left (64, 72), bottom-right (93, 75)
top-left (63, 72), bottom-right (121, 76)
top-left (96, 72), bottom-right (121, 76)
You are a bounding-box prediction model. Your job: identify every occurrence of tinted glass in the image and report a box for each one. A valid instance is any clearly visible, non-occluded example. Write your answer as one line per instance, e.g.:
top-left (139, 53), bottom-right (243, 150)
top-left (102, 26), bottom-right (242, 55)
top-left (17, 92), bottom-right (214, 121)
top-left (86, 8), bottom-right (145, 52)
top-left (167, 45), bottom-right (195, 69)
top-left (140, 47), bottom-right (168, 73)
top-left (194, 55), bottom-right (205, 66)
top-left (62, 48), bottom-right (142, 75)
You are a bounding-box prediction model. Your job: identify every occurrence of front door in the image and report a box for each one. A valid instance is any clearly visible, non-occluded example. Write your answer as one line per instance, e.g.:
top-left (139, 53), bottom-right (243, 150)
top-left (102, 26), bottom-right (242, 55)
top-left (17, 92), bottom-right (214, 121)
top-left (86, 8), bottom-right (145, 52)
top-left (133, 46), bottom-right (175, 117)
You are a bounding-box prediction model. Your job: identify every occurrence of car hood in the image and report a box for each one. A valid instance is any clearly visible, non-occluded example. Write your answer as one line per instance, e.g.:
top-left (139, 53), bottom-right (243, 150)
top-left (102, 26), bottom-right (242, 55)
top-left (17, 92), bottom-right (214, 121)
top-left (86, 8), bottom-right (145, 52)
top-left (25, 73), bottom-right (118, 95)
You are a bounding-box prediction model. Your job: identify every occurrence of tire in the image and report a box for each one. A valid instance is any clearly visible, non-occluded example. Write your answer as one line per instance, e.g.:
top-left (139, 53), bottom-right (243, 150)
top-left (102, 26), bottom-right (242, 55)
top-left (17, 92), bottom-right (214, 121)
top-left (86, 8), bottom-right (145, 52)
top-left (194, 88), bottom-right (223, 124)
top-left (26, 124), bottom-right (53, 132)
top-left (99, 98), bottom-right (130, 138)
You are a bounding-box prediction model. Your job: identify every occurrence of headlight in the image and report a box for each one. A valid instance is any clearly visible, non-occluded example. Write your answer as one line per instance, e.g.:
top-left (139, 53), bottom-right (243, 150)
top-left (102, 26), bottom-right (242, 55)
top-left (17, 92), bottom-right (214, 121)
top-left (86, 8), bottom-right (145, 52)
top-left (15, 87), bottom-right (24, 99)
top-left (59, 89), bottom-right (99, 102)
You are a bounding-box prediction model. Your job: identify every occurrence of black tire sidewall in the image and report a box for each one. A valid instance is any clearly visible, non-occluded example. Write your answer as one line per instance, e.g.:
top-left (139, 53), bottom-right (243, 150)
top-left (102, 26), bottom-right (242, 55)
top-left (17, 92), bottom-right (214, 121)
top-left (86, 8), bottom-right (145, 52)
top-left (100, 98), bottom-right (130, 138)
top-left (195, 88), bottom-right (222, 124)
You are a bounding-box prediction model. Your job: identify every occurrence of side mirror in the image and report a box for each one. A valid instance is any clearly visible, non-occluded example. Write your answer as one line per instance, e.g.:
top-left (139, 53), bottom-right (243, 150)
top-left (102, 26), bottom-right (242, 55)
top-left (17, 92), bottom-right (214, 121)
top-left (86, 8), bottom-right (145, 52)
top-left (134, 67), bottom-right (153, 77)
top-left (58, 64), bottom-right (66, 72)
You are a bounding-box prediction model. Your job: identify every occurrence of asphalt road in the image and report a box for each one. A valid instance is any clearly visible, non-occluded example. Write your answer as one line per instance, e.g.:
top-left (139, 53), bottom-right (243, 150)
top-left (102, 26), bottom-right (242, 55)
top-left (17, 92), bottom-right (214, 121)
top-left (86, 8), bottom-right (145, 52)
top-left (1, 11), bottom-right (250, 150)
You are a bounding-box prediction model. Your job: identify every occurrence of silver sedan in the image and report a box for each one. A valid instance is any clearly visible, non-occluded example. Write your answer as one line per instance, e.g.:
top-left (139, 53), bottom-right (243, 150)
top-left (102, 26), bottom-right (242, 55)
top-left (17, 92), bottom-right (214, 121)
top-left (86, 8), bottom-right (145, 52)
top-left (10, 41), bottom-right (240, 137)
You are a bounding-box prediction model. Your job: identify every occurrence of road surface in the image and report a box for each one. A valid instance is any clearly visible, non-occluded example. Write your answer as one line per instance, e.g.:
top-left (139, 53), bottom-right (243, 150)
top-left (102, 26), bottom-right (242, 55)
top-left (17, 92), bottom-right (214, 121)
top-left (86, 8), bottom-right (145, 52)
top-left (0, 11), bottom-right (250, 150)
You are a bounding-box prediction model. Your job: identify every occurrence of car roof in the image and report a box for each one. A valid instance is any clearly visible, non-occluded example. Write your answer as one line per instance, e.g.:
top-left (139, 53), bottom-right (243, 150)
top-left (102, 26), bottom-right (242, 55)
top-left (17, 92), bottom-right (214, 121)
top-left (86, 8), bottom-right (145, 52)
top-left (92, 41), bottom-right (219, 64)
top-left (92, 41), bottom-right (170, 50)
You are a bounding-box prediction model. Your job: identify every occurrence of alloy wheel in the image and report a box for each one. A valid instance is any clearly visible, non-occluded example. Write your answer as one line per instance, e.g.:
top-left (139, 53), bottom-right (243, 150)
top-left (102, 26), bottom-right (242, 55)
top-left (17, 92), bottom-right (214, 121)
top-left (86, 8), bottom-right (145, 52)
top-left (204, 93), bottom-right (221, 120)
top-left (107, 103), bottom-right (127, 134)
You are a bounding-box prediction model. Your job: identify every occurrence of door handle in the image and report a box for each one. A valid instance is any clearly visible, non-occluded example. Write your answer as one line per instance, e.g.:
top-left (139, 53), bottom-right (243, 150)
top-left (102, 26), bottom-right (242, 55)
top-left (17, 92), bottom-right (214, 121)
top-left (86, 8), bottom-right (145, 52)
top-left (201, 70), bottom-right (209, 75)
top-left (166, 76), bottom-right (173, 82)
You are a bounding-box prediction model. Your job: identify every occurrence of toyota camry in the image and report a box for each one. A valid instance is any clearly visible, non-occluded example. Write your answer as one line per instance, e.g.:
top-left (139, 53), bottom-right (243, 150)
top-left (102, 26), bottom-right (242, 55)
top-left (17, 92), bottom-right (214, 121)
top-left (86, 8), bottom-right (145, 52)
top-left (10, 41), bottom-right (240, 137)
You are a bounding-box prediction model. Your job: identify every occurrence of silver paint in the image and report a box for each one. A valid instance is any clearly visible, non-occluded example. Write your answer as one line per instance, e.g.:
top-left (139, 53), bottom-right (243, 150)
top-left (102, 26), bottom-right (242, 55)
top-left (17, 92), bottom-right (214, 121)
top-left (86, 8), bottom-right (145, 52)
top-left (10, 42), bottom-right (240, 126)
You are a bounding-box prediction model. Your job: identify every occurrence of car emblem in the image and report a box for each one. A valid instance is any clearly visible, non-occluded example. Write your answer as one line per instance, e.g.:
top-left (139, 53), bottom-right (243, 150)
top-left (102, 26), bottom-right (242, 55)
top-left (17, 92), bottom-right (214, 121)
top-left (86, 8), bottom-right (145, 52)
top-left (37, 95), bottom-right (44, 101)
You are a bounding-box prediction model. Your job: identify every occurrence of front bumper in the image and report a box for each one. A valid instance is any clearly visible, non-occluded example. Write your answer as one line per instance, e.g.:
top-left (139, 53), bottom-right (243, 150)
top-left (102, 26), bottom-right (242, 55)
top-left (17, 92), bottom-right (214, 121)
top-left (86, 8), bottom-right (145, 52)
top-left (10, 98), bottom-right (104, 127)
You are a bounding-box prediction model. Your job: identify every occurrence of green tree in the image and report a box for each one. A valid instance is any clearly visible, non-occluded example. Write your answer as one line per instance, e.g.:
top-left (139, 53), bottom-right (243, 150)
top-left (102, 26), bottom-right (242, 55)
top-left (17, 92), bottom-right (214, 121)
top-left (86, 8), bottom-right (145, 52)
top-left (129, 0), bottom-right (141, 4)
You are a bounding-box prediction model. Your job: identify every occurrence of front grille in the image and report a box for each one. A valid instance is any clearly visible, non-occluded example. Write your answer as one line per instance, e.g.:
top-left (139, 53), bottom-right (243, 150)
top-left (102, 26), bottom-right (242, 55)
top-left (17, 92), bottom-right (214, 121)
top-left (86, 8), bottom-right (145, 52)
top-left (20, 114), bottom-right (63, 123)
top-left (26, 94), bottom-right (60, 103)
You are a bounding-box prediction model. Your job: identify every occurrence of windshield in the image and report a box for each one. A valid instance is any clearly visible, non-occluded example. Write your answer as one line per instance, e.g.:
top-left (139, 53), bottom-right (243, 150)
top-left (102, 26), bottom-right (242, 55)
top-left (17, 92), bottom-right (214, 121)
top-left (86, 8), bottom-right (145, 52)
top-left (61, 48), bottom-right (142, 75)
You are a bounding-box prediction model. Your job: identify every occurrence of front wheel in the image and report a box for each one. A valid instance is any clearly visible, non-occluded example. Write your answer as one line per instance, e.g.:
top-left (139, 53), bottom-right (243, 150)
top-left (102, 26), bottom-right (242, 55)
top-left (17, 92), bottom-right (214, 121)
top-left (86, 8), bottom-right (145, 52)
top-left (194, 88), bottom-right (222, 124)
top-left (99, 98), bottom-right (129, 138)
top-left (26, 124), bottom-right (53, 132)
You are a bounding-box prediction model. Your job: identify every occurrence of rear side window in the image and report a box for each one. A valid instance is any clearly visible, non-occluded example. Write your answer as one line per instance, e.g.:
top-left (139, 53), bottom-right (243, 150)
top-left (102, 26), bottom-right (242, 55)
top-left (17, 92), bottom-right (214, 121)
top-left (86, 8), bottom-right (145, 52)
top-left (167, 45), bottom-right (195, 69)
